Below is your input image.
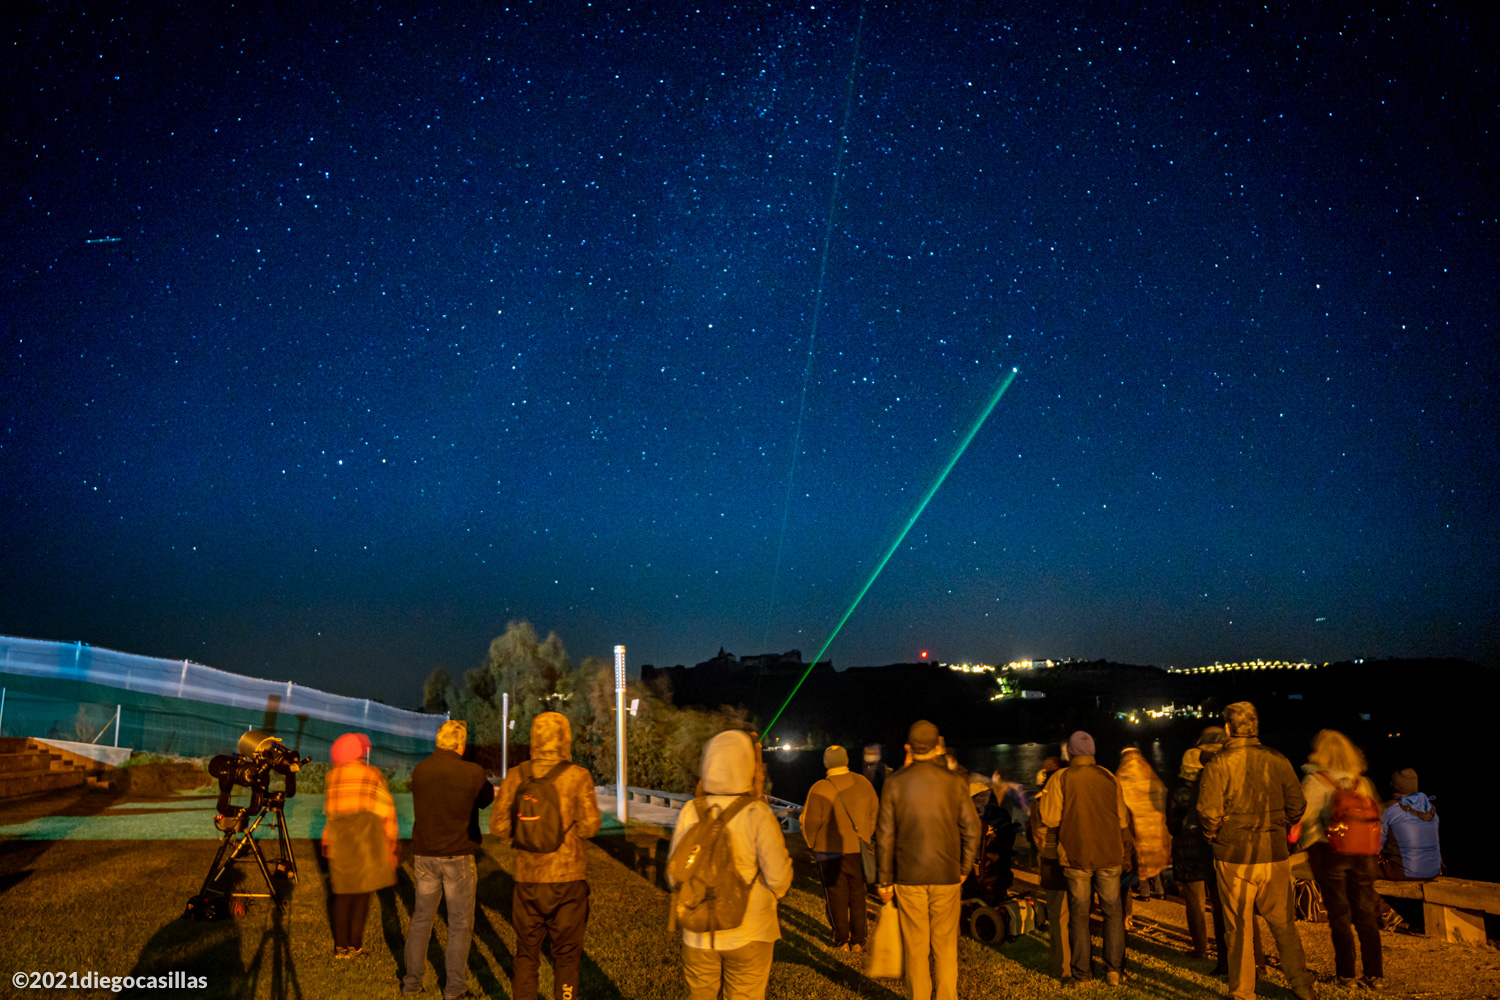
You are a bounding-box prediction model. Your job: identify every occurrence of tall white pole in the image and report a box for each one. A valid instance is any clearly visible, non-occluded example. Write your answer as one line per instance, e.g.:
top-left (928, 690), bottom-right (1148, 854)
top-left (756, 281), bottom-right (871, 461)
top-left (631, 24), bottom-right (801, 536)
top-left (113, 704), bottom-right (121, 747)
top-left (614, 644), bottom-right (628, 822)
top-left (501, 692), bottom-right (509, 780)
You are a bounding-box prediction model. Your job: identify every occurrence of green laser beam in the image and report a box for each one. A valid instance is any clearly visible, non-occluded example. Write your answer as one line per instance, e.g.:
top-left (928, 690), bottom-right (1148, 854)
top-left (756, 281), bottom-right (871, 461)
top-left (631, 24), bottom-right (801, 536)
top-left (761, 366), bottom-right (1020, 740)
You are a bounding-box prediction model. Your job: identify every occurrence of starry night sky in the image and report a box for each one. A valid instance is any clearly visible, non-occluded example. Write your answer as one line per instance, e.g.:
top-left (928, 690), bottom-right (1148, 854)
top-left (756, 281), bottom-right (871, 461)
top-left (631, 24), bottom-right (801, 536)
top-left (3, 2), bottom-right (1495, 707)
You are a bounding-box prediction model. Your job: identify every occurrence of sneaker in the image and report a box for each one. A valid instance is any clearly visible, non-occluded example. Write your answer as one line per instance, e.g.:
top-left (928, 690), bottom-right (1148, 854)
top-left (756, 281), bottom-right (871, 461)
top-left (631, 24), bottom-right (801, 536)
top-left (850, 944), bottom-right (864, 953)
top-left (334, 947), bottom-right (352, 960)
top-left (1334, 977), bottom-right (1357, 988)
top-left (1359, 977), bottom-right (1386, 991)
top-left (1106, 971), bottom-right (1123, 986)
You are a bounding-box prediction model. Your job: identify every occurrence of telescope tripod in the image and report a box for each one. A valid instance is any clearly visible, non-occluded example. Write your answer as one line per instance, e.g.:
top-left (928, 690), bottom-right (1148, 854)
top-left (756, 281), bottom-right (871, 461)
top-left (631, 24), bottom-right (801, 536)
top-left (187, 790), bottom-right (299, 918)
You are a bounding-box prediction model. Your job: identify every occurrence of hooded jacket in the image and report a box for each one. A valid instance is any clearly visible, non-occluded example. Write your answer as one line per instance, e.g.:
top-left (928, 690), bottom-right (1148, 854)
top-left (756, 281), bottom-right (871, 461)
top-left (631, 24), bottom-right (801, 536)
top-left (667, 730), bottom-right (793, 951)
top-left (1118, 748), bottom-right (1172, 879)
top-left (1380, 792), bottom-right (1440, 879)
top-left (1197, 736), bottom-right (1304, 864)
top-left (491, 712), bottom-right (602, 883)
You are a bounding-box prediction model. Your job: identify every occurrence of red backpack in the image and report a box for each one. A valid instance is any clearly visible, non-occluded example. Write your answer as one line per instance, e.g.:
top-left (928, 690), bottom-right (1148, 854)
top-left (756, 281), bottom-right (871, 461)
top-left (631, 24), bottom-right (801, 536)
top-left (1316, 772), bottom-right (1382, 856)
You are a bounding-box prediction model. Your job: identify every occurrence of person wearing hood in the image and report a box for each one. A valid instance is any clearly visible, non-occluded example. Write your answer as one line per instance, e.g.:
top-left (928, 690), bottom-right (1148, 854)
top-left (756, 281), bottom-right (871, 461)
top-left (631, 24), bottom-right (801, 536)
top-left (668, 730), bottom-right (793, 1000)
top-left (1118, 744), bottom-right (1171, 902)
top-left (1197, 702), bottom-right (1314, 1000)
top-left (1379, 768), bottom-right (1440, 881)
top-left (490, 711), bottom-right (603, 1000)
top-left (1035, 730), bottom-right (1131, 986)
top-left (403, 719), bottom-right (495, 999)
top-left (322, 732), bottom-right (399, 959)
top-left (875, 720), bottom-right (981, 1000)
top-left (1298, 729), bottom-right (1383, 990)
top-left (802, 745), bottom-right (879, 951)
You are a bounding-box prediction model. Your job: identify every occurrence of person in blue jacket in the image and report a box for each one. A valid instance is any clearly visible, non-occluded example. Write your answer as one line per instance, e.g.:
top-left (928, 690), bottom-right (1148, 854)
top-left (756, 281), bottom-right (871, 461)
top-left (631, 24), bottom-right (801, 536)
top-left (1379, 768), bottom-right (1440, 880)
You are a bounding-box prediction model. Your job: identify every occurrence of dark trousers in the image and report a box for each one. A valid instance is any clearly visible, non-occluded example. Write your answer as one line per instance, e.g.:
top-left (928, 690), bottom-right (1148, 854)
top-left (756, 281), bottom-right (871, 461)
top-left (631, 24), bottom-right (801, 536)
top-left (1308, 843), bottom-right (1383, 980)
top-left (513, 880), bottom-right (590, 1000)
top-left (817, 853), bottom-right (869, 946)
top-left (1063, 865), bottom-right (1125, 980)
top-left (332, 891), bottom-right (371, 950)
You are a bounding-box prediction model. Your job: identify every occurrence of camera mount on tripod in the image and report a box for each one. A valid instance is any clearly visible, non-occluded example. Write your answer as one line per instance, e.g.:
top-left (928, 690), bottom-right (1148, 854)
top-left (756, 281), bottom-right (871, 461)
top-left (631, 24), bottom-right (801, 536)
top-left (185, 729), bottom-right (311, 919)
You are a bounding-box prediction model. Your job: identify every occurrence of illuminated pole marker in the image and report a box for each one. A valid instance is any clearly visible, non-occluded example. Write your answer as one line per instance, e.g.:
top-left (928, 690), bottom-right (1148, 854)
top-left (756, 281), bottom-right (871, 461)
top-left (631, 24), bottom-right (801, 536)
top-left (501, 692), bottom-right (509, 780)
top-left (762, 366), bottom-right (1020, 739)
top-left (614, 644), bottom-right (628, 823)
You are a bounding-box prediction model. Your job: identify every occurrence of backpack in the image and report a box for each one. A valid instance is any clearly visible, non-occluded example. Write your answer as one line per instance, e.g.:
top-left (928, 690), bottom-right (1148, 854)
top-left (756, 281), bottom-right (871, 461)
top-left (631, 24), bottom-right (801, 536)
top-left (667, 794), bottom-right (755, 944)
top-left (511, 760), bottom-right (572, 853)
top-left (1316, 772), bottom-right (1381, 856)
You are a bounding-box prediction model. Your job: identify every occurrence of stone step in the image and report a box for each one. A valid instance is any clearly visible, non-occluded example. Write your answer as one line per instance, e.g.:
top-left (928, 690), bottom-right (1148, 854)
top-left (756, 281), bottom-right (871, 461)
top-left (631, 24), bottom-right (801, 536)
top-left (0, 752), bottom-right (67, 774)
top-left (0, 767), bottom-right (93, 799)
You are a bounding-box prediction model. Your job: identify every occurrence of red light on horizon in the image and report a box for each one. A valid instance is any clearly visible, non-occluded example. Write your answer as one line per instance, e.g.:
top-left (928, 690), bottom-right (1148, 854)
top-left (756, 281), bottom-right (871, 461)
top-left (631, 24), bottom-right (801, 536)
top-left (920, 650), bottom-right (929, 659)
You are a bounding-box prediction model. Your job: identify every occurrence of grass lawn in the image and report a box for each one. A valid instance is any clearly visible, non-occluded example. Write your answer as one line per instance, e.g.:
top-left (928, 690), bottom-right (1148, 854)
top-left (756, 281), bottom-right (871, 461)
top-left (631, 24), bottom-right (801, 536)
top-left (2, 787), bottom-right (1494, 999)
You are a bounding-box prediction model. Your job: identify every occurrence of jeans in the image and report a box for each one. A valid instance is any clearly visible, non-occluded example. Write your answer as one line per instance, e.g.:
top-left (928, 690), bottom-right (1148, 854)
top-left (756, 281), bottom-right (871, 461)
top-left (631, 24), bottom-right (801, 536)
top-left (1308, 843), bottom-right (1383, 979)
top-left (1215, 859), bottom-right (1312, 1000)
top-left (513, 880), bottom-right (590, 1000)
top-left (403, 854), bottom-right (478, 998)
top-left (1063, 865), bottom-right (1124, 980)
top-left (817, 853), bottom-right (869, 947)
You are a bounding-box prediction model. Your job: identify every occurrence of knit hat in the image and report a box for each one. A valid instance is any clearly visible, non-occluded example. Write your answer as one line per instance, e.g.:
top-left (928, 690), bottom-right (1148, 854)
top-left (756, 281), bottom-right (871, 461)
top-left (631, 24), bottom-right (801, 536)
top-left (907, 719), bottom-right (940, 755)
top-left (1196, 726), bottom-right (1228, 748)
top-left (1067, 731), bottom-right (1096, 758)
top-left (330, 732), bottom-right (371, 764)
top-left (824, 745), bottom-right (849, 770)
top-left (1391, 768), bottom-right (1419, 796)
top-left (864, 743), bottom-right (882, 762)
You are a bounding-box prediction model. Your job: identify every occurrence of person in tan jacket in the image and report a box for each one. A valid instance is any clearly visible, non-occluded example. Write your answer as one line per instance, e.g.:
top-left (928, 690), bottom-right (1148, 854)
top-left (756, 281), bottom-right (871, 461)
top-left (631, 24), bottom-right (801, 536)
top-left (802, 745), bottom-right (879, 950)
top-left (1118, 745), bottom-right (1172, 900)
top-left (491, 711), bottom-right (602, 1000)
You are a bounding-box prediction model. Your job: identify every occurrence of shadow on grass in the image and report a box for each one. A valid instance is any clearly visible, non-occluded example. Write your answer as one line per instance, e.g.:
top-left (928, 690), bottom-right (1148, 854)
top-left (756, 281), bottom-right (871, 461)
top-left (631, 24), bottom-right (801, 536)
top-left (591, 831), bottom-right (672, 891)
top-left (0, 786), bottom-right (129, 892)
top-left (123, 904), bottom-right (247, 999)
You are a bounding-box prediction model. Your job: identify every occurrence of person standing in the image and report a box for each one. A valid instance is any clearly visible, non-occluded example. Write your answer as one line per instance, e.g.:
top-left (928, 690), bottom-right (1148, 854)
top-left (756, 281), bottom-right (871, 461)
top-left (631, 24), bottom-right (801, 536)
top-left (490, 712), bottom-right (602, 1000)
top-left (1035, 731), bottom-right (1130, 986)
top-left (801, 745), bottom-right (879, 951)
top-left (874, 720), bottom-right (981, 1000)
top-left (402, 720), bottom-right (495, 999)
top-left (1197, 702), bottom-right (1316, 1000)
top-left (1028, 754), bottom-right (1070, 981)
top-left (669, 730), bottom-right (793, 1000)
top-left (1299, 729), bottom-right (1384, 990)
top-left (322, 732), bottom-right (399, 959)
top-left (862, 744), bottom-right (890, 797)
top-left (1167, 729), bottom-right (1236, 968)
top-left (1118, 745), bottom-right (1171, 901)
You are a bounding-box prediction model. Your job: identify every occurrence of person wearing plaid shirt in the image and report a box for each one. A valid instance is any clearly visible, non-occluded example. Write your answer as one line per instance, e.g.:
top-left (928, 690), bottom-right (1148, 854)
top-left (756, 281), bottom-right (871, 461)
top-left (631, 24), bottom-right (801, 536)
top-left (323, 732), bottom-right (399, 958)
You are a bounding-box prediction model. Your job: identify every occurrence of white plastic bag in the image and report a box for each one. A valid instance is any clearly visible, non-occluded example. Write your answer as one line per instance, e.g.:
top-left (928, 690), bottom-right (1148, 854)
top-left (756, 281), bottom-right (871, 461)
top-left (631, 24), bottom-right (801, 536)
top-left (866, 900), bottom-right (904, 980)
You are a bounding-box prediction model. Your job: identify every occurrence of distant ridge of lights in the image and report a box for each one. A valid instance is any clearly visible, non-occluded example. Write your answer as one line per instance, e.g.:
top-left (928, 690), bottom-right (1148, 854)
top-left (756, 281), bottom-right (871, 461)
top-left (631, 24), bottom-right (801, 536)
top-left (1172, 659), bottom-right (1320, 675)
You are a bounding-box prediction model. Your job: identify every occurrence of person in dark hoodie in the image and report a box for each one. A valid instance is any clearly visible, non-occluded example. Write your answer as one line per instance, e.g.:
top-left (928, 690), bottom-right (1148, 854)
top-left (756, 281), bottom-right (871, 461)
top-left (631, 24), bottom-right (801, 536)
top-left (490, 711), bottom-right (602, 1000)
top-left (403, 719), bottom-right (495, 999)
top-left (1028, 754), bottom-right (1070, 981)
top-left (862, 743), bottom-right (890, 797)
top-left (1035, 730), bottom-right (1131, 986)
top-left (1197, 702), bottom-right (1315, 1000)
top-left (802, 744), bottom-right (880, 951)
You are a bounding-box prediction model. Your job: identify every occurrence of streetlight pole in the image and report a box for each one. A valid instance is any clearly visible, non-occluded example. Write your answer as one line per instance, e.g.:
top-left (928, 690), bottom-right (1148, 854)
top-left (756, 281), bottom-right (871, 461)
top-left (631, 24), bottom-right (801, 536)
top-left (614, 644), bottom-right (628, 823)
top-left (501, 692), bottom-right (509, 780)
